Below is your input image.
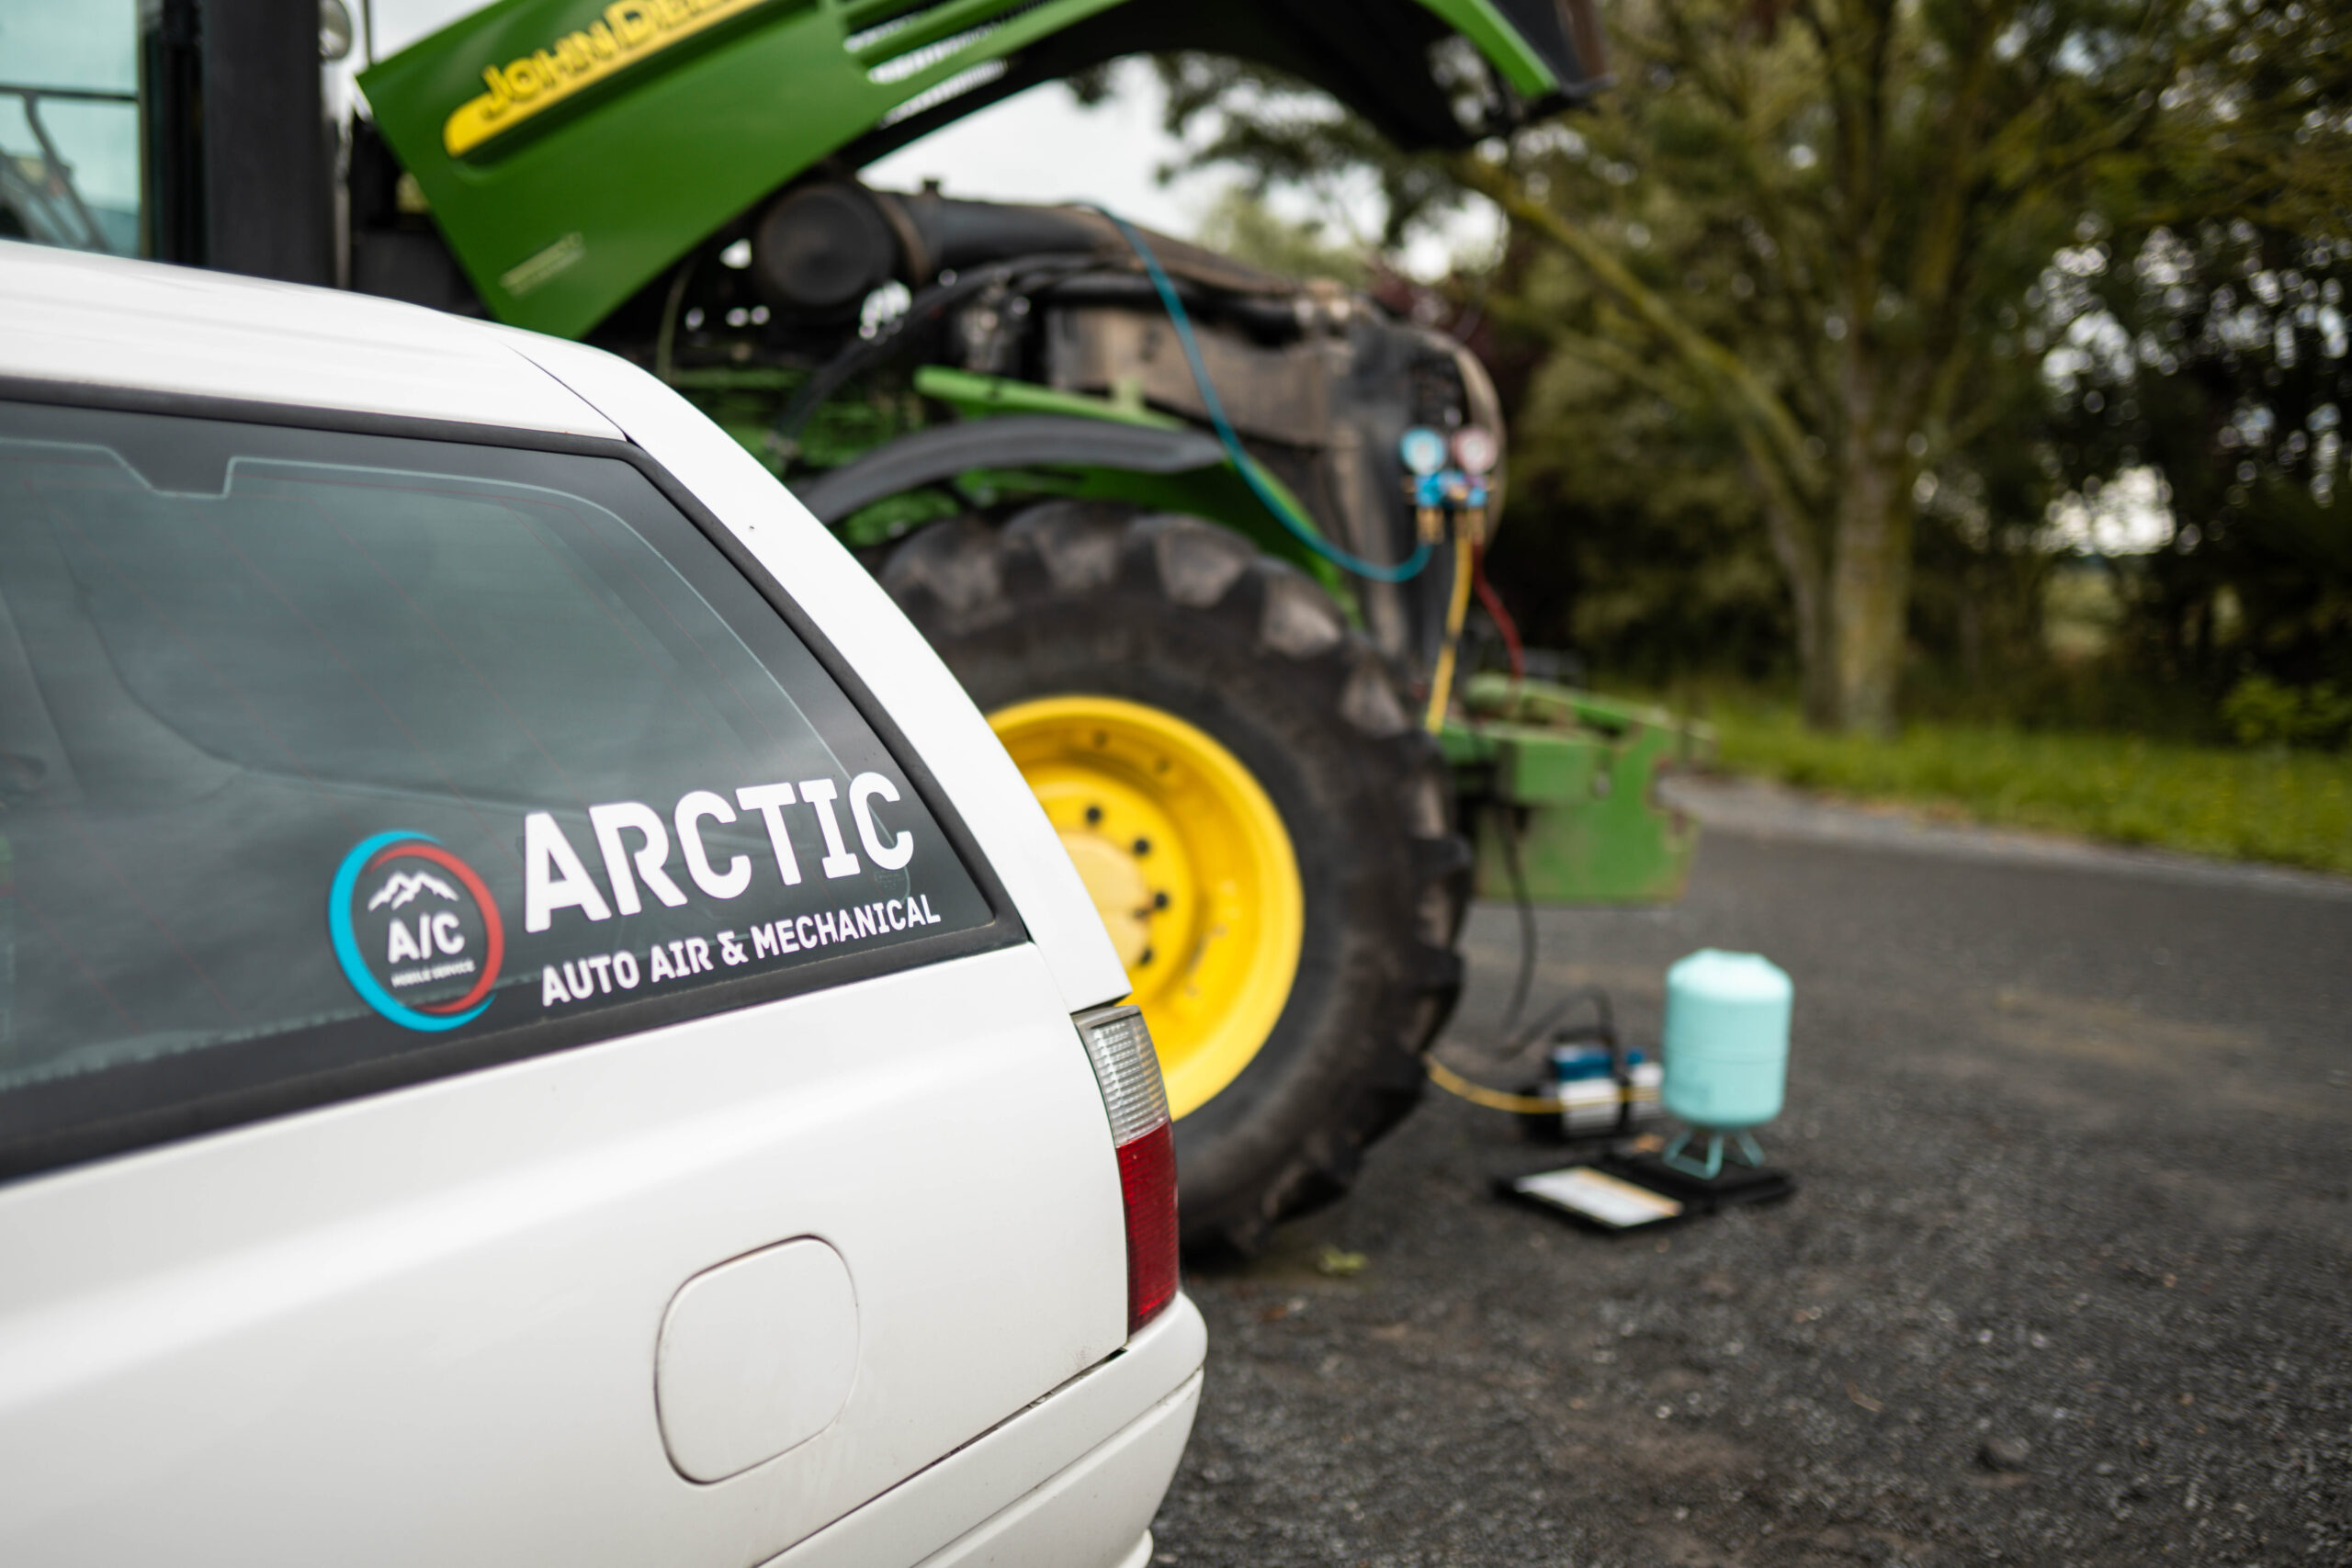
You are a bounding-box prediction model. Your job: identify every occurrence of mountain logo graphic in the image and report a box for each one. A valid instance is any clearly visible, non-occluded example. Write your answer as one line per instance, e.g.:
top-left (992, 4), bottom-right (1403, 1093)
top-left (367, 869), bottom-right (459, 910)
top-left (329, 831), bottom-right (505, 1032)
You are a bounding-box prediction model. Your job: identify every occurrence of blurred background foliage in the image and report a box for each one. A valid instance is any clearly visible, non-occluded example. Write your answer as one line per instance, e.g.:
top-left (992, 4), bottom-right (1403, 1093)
top-left (1085, 0), bottom-right (2351, 763)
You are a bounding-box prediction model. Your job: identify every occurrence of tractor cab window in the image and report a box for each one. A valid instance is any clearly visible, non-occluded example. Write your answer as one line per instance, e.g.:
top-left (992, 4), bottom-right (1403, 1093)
top-left (0, 0), bottom-right (141, 255)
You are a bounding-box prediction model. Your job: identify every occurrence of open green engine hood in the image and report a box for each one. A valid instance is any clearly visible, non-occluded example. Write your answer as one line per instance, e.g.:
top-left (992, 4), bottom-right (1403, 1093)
top-left (358, 0), bottom-right (1608, 339)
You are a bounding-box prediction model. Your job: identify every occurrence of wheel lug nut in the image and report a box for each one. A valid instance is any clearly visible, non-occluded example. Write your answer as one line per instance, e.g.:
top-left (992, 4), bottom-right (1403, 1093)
top-left (1085, 805), bottom-right (1102, 825)
top-left (1153, 891), bottom-right (1170, 910)
top-left (1132, 837), bottom-right (1151, 856)
top-left (1138, 947), bottom-right (1155, 966)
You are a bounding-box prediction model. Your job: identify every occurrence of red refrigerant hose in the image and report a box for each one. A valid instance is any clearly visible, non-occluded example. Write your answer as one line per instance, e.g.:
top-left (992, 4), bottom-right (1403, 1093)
top-left (1472, 543), bottom-right (1523, 681)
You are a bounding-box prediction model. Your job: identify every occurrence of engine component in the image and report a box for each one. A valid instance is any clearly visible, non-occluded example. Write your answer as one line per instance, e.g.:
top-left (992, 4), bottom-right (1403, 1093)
top-left (752, 184), bottom-right (899, 318)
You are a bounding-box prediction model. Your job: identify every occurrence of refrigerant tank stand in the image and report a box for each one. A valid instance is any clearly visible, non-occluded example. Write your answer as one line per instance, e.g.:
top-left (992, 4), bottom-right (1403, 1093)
top-left (1659, 950), bottom-right (1792, 1180)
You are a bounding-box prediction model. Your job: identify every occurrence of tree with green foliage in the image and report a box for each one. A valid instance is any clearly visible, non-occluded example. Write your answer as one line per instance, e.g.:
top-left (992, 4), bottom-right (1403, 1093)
top-left (1137, 0), bottom-right (2351, 734)
top-left (1191, 186), bottom-right (1370, 288)
top-left (2040, 217), bottom-right (2352, 746)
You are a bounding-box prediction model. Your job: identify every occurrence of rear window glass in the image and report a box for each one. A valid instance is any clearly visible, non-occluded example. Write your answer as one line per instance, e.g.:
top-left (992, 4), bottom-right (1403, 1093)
top-left (0, 400), bottom-right (999, 1173)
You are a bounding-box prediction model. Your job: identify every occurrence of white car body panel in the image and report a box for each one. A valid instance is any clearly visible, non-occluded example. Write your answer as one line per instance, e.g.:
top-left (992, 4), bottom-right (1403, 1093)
top-left (0, 245), bottom-right (1196, 1566)
top-left (0, 948), bottom-right (1126, 1566)
top-left (908, 1377), bottom-right (1196, 1568)
top-left (0, 241), bottom-right (618, 439)
top-left (774, 1301), bottom-right (1204, 1568)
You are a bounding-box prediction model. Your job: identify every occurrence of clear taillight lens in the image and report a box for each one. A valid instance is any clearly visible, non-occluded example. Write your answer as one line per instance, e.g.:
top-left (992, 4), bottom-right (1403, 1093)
top-left (1075, 1003), bottom-right (1178, 1335)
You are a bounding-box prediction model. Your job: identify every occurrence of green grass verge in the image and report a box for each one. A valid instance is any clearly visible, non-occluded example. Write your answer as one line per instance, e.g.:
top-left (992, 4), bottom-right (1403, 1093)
top-left (1700, 704), bottom-right (2352, 876)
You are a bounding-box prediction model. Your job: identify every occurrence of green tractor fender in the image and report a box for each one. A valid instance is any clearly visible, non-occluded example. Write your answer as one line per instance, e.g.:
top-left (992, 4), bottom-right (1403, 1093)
top-left (792, 413), bottom-right (1228, 525)
top-left (793, 373), bottom-right (1349, 600)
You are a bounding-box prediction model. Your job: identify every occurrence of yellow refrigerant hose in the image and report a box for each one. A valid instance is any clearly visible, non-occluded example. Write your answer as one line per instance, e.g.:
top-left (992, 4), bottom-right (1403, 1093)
top-left (1418, 512), bottom-right (1561, 1115)
top-left (1422, 528), bottom-right (1477, 734)
top-left (1425, 1055), bottom-right (1562, 1114)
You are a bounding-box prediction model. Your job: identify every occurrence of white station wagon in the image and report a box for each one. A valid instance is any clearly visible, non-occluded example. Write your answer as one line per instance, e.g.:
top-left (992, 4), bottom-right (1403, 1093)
top-left (0, 240), bottom-right (1202, 1567)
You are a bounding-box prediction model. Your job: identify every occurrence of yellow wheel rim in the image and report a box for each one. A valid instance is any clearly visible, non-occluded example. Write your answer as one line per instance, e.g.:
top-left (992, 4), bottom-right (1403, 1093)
top-left (989, 695), bottom-right (1304, 1119)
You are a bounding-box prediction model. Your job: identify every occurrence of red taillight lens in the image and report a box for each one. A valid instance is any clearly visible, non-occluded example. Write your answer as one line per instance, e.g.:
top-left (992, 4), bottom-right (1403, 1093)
top-left (1074, 1004), bottom-right (1179, 1337)
top-left (1116, 1121), bottom-right (1178, 1334)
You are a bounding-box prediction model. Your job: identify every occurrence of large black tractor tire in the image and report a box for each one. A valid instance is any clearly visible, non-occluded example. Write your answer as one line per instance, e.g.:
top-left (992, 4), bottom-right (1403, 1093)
top-left (879, 502), bottom-right (1470, 1254)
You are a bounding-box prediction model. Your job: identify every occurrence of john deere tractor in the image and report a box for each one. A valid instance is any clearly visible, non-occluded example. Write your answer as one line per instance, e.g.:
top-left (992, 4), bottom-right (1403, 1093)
top-left (12, 0), bottom-right (1701, 1252)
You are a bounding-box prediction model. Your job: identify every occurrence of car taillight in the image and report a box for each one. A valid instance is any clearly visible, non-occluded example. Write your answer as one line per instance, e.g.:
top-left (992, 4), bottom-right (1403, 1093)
top-left (1074, 1003), bottom-right (1178, 1335)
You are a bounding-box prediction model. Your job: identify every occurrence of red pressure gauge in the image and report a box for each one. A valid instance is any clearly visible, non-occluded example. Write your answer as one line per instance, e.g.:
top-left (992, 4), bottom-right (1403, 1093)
top-left (1451, 426), bottom-right (1499, 477)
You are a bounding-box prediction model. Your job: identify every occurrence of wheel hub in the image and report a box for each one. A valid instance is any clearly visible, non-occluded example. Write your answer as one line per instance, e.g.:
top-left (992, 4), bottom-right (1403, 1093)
top-left (989, 695), bottom-right (1304, 1120)
top-left (1053, 829), bottom-right (1155, 970)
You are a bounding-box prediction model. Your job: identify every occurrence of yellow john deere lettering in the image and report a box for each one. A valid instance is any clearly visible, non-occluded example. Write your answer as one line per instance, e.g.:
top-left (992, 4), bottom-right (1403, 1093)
top-left (443, 0), bottom-right (775, 156)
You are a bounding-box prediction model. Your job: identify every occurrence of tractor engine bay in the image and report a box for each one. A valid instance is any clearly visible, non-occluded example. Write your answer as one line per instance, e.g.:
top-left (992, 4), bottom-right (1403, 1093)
top-left (592, 176), bottom-right (1504, 666)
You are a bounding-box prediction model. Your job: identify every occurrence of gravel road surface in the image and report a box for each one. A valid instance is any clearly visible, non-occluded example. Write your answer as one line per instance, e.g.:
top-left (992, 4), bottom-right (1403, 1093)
top-left (1151, 804), bottom-right (2352, 1567)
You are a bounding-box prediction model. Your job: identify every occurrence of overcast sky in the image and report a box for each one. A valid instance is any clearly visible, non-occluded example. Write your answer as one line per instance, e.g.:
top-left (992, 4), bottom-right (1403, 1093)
top-left (865, 62), bottom-right (1224, 235)
top-left (865, 60), bottom-right (1492, 275)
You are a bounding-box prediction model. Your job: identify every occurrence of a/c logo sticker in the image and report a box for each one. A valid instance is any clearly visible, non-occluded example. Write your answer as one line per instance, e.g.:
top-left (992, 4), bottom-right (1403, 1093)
top-left (330, 831), bottom-right (505, 1032)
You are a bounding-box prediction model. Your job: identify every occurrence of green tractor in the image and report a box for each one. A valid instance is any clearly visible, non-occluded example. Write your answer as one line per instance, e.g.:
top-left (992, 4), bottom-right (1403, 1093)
top-left (9, 0), bottom-right (1701, 1252)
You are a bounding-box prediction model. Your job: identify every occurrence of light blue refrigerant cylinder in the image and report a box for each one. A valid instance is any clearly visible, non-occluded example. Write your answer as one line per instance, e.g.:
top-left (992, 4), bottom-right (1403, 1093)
top-left (1661, 950), bottom-right (1792, 1134)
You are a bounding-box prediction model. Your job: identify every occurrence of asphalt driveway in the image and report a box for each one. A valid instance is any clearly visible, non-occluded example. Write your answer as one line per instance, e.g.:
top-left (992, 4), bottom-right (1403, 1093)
top-left (1152, 795), bottom-right (2352, 1566)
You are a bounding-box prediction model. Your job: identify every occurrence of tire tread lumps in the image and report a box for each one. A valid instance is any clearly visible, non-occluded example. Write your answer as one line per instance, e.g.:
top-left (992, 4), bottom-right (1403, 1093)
top-left (880, 505), bottom-right (1469, 1255)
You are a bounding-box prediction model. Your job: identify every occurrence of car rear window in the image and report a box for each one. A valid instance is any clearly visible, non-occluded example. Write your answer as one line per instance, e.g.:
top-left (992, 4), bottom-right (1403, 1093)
top-left (0, 399), bottom-right (1002, 1177)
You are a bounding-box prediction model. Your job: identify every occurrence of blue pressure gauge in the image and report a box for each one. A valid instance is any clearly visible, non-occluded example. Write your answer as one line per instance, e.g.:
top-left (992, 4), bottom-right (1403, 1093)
top-left (1398, 426), bottom-right (1448, 476)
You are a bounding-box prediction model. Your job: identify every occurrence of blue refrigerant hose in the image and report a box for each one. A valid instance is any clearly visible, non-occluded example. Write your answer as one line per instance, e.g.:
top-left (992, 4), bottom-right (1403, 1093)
top-left (1091, 208), bottom-right (1434, 584)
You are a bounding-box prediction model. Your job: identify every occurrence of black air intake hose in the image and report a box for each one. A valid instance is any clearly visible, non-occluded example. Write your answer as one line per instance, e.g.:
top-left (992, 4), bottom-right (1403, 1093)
top-left (753, 182), bottom-right (1119, 314)
top-left (889, 190), bottom-right (1120, 274)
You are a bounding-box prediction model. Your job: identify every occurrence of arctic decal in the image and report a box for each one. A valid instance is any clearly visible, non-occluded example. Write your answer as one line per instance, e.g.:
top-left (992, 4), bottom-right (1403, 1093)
top-left (524, 773), bottom-right (917, 932)
top-left (331, 832), bottom-right (507, 1032)
top-left (334, 773), bottom-right (936, 1027)
top-left (443, 0), bottom-right (784, 157)
top-left (536, 893), bottom-right (946, 1009)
